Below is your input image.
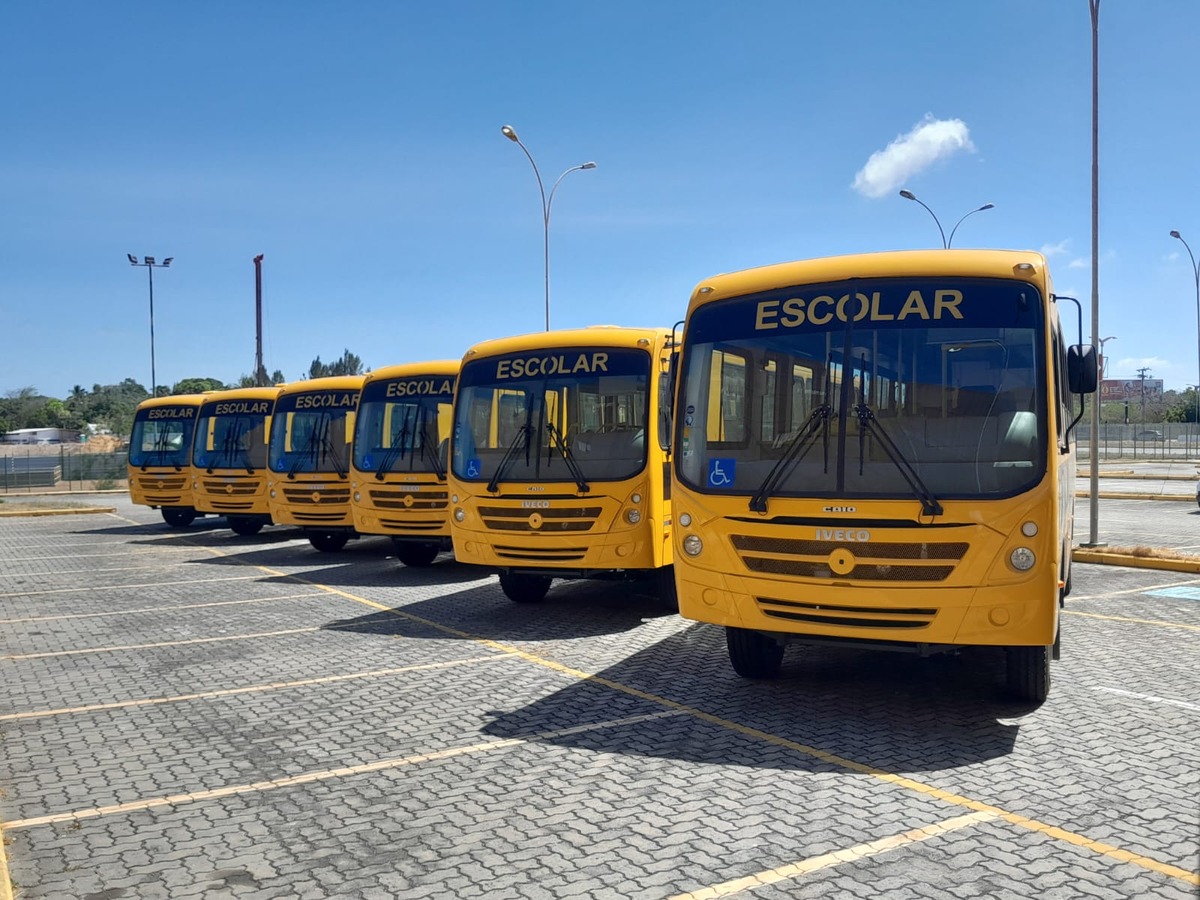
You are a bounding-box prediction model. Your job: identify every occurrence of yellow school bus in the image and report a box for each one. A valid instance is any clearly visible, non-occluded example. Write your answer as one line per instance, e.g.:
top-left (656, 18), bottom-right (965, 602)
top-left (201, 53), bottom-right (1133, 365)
top-left (265, 375), bottom-right (365, 552)
top-left (349, 361), bottom-right (459, 566)
top-left (127, 393), bottom-right (208, 527)
top-left (671, 250), bottom-right (1097, 702)
top-left (448, 326), bottom-right (677, 605)
top-left (191, 386), bottom-right (281, 536)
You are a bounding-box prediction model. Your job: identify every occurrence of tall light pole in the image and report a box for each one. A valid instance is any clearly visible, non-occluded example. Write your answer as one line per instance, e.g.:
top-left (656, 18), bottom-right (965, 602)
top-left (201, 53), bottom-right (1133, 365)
top-left (501, 124), bottom-right (596, 330)
top-left (1097, 334), bottom-right (1116, 378)
top-left (898, 190), bottom-right (994, 248)
top-left (127, 254), bottom-right (173, 397)
top-left (1170, 231), bottom-right (1199, 435)
top-left (1085, 0), bottom-right (1103, 548)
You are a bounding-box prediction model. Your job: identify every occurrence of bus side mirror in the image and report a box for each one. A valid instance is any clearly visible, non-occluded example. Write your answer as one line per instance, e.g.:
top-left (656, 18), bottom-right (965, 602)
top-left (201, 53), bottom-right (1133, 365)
top-left (658, 351), bottom-right (678, 452)
top-left (1067, 345), bottom-right (1098, 394)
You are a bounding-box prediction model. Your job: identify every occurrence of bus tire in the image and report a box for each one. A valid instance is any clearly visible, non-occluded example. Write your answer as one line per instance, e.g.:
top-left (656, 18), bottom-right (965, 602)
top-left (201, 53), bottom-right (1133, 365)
top-left (227, 517), bottom-right (264, 537)
top-left (1005, 645), bottom-right (1051, 703)
top-left (726, 627), bottom-right (784, 679)
top-left (161, 508), bottom-right (195, 528)
top-left (309, 532), bottom-right (349, 553)
top-left (393, 541), bottom-right (440, 567)
top-left (655, 565), bottom-right (679, 612)
top-left (499, 573), bottom-right (551, 604)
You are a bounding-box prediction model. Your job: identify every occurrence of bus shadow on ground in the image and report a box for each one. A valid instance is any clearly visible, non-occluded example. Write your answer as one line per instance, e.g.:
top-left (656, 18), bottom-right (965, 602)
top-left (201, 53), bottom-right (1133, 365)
top-left (477, 624), bottom-right (1024, 774)
top-left (321, 579), bottom-right (671, 641)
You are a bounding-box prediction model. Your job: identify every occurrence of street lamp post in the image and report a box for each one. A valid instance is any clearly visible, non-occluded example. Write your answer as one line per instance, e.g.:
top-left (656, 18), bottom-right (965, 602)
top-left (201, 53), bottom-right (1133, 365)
top-left (1084, 0), bottom-right (1103, 548)
top-left (1170, 231), bottom-right (1200, 439)
top-left (501, 125), bottom-right (596, 331)
top-left (898, 190), bottom-right (994, 248)
top-left (1097, 334), bottom-right (1116, 378)
top-left (127, 254), bottom-right (173, 397)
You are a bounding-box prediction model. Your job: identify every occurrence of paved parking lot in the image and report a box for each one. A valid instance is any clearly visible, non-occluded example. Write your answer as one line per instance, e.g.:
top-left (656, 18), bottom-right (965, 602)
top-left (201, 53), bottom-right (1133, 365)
top-left (1, 497), bottom-right (1198, 899)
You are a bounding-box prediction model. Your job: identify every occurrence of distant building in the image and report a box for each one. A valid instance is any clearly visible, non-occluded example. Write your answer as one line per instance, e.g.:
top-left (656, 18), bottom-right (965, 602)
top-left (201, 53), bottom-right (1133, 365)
top-left (1, 427), bottom-right (82, 445)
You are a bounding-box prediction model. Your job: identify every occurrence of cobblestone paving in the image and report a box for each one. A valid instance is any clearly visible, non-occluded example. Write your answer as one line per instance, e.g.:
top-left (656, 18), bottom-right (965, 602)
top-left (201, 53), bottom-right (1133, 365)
top-left (1, 498), bottom-right (1197, 899)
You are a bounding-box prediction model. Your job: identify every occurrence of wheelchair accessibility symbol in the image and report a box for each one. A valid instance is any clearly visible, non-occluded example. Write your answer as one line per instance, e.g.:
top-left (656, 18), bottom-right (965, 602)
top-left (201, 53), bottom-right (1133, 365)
top-left (466, 458), bottom-right (482, 478)
top-left (708, 458), bottom-right (735, 487)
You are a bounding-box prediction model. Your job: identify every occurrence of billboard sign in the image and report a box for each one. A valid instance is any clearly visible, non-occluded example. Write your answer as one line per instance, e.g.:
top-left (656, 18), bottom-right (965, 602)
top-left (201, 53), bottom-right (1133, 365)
top-left (1100, 379), bottom-right (1164, 401)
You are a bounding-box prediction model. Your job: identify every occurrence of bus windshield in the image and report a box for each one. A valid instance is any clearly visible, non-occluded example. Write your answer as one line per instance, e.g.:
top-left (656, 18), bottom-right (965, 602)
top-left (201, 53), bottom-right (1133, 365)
top-left (268, 392), bottom-right (356, 477)
top-left (353, 378), bottom-right (455, 479)
top-left (452, 347), bottom-right (650, 485)
top-left (193, 403), bottom-right (272, 473)
top-left (128, 406), bottom-right (197, 469)
top-left (678, 277), bottom-right (1047, 503)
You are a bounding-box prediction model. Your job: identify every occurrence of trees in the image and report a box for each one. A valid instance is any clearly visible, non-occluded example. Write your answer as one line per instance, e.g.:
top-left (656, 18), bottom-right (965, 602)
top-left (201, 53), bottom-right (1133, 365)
top-left (307, 350), bottom-right (365, 379)
top-left (171, 377), bottom-right (227, 395)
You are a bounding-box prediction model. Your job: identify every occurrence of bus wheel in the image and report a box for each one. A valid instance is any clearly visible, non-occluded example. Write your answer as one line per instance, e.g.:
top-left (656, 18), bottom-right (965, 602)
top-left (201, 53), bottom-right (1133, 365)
top-left (1005, 645), bottom-right (1051, 703)
top-left (227, 517), bottom-right (263, 537)
top-left (726, 627), bottom-right (784, 679)
top-left (161, 508), bottom-right (195, 528)
top-left (499, 573), bottom-right (551, 604)
top-left (655, 565), bottom-right (679, 612)
top-left (309, 532), bottom-right (349, 553)
top-left (393, 541), bottom-right (440, 567)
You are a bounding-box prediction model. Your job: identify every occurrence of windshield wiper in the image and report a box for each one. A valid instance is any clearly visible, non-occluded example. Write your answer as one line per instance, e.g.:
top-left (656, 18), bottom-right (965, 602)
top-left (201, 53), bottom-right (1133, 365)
top-left (545, 420), bottom-right (589, 492)
top-left (487, 424), bottom-right (532, 493)
top-left (207, 417), bottom-right (246, 474)
top-left (851, 359), bottom-right (942, 517)
top-left (748, 405), bottom-right (832, 513)
top-left (316, 416), bottom-right (348, 479)
top-left (417, 407), bottom-right (446, 479)
top-left (374, 407), bottom-right (415, 480)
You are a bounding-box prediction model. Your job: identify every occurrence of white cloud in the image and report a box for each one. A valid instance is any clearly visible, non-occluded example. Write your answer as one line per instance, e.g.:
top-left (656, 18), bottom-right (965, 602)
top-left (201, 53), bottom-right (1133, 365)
top-left (852, 115), bottom-right (976, 199)
top-left (1167, 251), bottom-right (1180, 262)
top-left (1068, 258), bottom-right (1088, 269)
top-left (1041, 239), bottom-right (1071, 257)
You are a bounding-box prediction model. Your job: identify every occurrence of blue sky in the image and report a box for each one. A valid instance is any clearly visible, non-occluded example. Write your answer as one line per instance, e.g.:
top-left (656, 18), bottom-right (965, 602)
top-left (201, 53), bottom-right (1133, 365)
top-left (1, 2), bottom-right (1196, 399)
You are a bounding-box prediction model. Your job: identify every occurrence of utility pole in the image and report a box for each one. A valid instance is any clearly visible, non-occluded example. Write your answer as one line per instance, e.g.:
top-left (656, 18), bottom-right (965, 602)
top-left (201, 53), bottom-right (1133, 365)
top-left (1137, 366), bottom-right (1150, 424)
top-left (253, 255), bottom-right (267, 386)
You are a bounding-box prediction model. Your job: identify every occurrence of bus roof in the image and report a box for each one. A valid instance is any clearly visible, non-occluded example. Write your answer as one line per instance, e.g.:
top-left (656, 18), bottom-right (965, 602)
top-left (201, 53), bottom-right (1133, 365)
top-left (689, 249), bottom-right (1052, 307)
top-left (274, 374), bottom-right (366, 398)
top-left (133, 393), bottom-right (210, 412)
top-left (462, 326), bottom-right (673, 361)
top-left (362, 360), bottom-right (460, 384)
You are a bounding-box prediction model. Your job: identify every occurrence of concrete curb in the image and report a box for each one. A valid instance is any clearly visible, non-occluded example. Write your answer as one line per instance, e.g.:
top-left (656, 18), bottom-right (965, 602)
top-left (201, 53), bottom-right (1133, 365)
top-left (1073, 548), bottom-right (1200, 573)
top-left (1073, 492), bottom-right (1193, 502)
top-left (0, 507), bottom-right (117, 518)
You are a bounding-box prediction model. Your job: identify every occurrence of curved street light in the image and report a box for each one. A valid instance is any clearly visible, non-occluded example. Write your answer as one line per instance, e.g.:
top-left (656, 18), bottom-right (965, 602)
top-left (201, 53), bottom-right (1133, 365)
top-left (898, 190), bottom-right (994, 248)
top-left (501, 125), bottom-right (597, 331)
top-left (1097, 334), bottom-right (1116, 378)
top-left (1170, 230), bottom-right (1200, 428)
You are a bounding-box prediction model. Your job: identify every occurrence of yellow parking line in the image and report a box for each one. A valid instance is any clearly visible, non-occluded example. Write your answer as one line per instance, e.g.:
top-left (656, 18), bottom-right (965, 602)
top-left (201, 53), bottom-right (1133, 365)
top-left (0, 592), bottom-right (326, 625)
top-left (0, 575), bottom-right (261, 599)
top-left (1, 709), bottom-right (682, 830)
top-left (1065, 609), bottom-right (1200, 631)
top-left (670, 810), bottom-right (997, 899)
top-left (263, 573), bottom-right (1196, 888)
top-left (0, 654), bottom-right (511, 721)
top-left (0, 627), bottom-right (320, 660)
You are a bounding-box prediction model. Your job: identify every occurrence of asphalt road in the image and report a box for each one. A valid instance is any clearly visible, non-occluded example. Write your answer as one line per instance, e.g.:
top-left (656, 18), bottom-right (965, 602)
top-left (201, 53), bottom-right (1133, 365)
top-left (0, 496), bottom-right (1197, 899)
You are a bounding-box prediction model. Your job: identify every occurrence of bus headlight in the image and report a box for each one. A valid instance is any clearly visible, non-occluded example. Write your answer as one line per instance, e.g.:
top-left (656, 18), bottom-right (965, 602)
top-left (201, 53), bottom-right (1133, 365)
top-left (1021, 521), bottom-right (1038, 537)
top-left (269, 489), bottom-right (277, 499)
top-left (353, 491), bottom-right (361, 502)
top-left (454, 507), bottom-right (466, 523)
top-left (631, 493), bottom-right (642, 504)
top-left (1010, 547), bottom-right (1036, 571)
top-left (451, 494), bottom-right (459, 504)
top-left (683, 534), bottom-right (703, 556)
top-left (625, 508), bottom-right (641, 524)
top-left (679, 512), bottom-right (692, 527)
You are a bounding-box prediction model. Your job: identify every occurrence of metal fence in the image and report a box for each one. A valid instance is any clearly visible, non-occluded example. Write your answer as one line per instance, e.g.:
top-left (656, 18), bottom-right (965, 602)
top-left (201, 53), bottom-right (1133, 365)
top-left (0, 448), bottom-right (128, 492)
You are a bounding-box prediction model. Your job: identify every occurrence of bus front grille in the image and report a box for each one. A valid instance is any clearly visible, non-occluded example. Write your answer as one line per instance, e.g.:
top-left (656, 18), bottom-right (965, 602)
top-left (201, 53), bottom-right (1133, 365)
top-left (380, 518), bottom-right (443, 531)
top-left (369, 487), bottom-right (449, 511)
top-left (478, 506), bottom-right (602, 533)
top-left (293, 512), bottom-right (348, 523)
top-left (137, 475), bottom-right (188, 491)
top-left (200, 479), bottom-right (259, 497)
top-left (731, 535), bottom-right (967, 583)
top-left (493, 544), bottom-right (588, 562)
top-left (282, 487), bottom-right (351, 504)
top-left (755, 596), bottom-right (938, 629)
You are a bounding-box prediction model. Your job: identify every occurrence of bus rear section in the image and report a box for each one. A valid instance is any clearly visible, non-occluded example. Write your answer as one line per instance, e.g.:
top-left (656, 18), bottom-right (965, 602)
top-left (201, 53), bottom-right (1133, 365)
top-left (448, 327), bottom-right (676, 606)
top-left (265, 376), bottom-right (365, 552)
top-left (191, 386), bottom-right (281, 536)
top-left (350, 361), bottom-right (458, 567)
top-left (127, 393), bottom-right (207, 527)
top-left (671, 250), bottom-right (1096, 702)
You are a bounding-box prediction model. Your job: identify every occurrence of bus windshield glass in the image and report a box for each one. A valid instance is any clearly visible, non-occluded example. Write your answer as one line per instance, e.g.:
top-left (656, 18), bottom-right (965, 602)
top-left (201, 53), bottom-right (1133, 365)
top-left (128, 406), bottom-right (198, 468)
top-left (678, 277), bottom-right (1047, 502)
top-left (452, 347), bottom-right (650, 484)
top-left (353, 377), bottom-right (455, 478)
top-left (193, 400), bottom-right (272, 472)
top-left (268, 391), bottom-right (357, 476)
